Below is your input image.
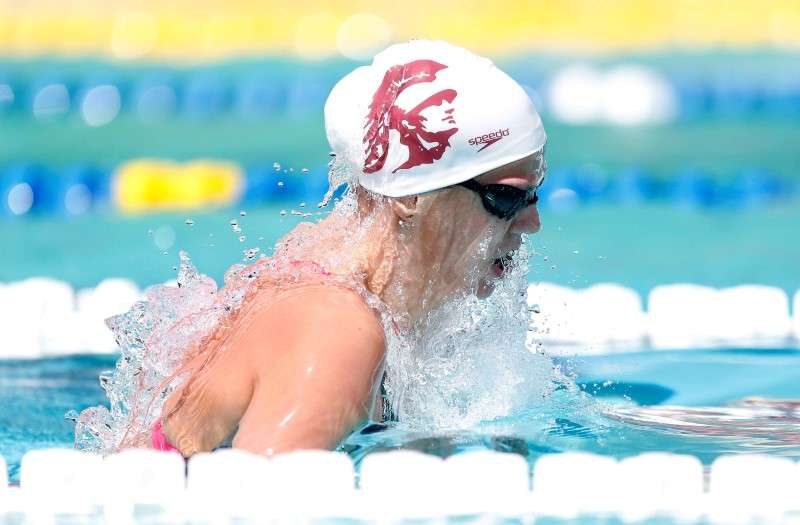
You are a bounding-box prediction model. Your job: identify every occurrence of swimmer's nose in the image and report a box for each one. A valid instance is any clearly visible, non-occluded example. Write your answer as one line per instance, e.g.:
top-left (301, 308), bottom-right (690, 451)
top-left (510, 204), bottom-right (541, 234)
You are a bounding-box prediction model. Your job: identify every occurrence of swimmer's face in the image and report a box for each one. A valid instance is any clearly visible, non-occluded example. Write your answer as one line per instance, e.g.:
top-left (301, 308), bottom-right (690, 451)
top-left (409, 153), bottom-right (543, 303)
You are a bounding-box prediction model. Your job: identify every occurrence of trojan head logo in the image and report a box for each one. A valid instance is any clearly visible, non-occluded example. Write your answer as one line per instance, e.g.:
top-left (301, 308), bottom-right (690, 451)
top-left (363, 59), bottom-right (458, 174)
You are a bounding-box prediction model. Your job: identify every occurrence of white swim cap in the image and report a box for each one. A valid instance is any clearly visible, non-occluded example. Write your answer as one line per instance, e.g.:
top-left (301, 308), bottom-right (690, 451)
top-left (325, 40), bottom-right (547, 198)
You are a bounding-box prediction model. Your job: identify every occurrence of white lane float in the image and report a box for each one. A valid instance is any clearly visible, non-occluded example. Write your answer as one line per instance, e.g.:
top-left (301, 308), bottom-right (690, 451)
top-left (19, 448), bottom-right (104, 514)
top-left (531, 451), bottom-right (620, 518)
top-left (794, 289), bottom-right (800, 341)
top-left (528, 282), bottom-right (647, 353)
top-left (708, 454), bottom-right (800, 523)
top-left (76, 278), bottom-right (142, 353)
top-left (268, 450), bottom-right (356, 518)
top-left (527, 283), bottom-right (581, 347)
top-left (617, 452), bottom-right (704, 522)
top-left (0, 278), bottom-right (797, 357)
top-left (186, 449), bottom-right (271, 521)
top-left (359, 450), bottom-right (446, 519)
top-left (5, 449), bottom-right (800, 521)
top-left (648, 284), bottom-right (794, 349)
top-left (647, 283), bottom-right (721, 349)
top-left (0, 277), bottom-right (75, 358)
top-left (441, 450), bottom-right (531, 516)
top-left (102, 448), bottom-right (185, 521)
top-left (715, 285), bottom-right (793, 345)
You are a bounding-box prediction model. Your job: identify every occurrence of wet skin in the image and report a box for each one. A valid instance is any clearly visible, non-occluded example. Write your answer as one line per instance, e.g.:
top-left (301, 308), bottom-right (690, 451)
top-left (160, 154), bottom-right (543, 456)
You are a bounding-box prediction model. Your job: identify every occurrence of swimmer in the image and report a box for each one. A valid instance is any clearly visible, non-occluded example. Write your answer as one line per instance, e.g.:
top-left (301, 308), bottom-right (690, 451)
top-left (145, 40), bottom-right (548, 457)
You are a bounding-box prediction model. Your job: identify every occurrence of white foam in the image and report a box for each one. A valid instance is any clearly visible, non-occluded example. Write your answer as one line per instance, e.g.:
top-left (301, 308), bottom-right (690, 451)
top-left (617, 452), bottom-right (704, 521)
top-left (532, 452), bottom-right (620, 517)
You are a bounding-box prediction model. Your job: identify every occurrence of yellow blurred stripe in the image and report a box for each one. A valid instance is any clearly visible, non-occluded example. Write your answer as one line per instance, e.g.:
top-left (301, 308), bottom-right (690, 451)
top-left (114, 160), bottom-right (243, 213)
top-left (0, 0), bottom-right (799, 58)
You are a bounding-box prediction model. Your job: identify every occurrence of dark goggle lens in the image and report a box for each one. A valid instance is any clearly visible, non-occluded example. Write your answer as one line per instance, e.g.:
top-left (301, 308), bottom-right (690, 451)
top-left (483, 185), bottom-right (536, 220)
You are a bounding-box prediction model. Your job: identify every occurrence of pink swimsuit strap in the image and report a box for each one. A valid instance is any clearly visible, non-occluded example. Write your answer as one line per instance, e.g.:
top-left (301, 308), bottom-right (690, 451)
top-left (289, 259), bottom-right (331, 275)
top-left (151, 419), bottom-right (179, 453)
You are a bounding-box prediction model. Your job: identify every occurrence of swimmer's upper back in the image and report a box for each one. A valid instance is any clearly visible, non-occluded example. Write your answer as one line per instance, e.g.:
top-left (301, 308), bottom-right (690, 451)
top-left (161, 283), bottom-right (386, 456)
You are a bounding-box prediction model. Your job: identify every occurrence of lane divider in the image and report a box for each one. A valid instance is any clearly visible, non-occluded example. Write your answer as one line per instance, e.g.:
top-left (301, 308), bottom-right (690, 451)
top-left (2, 449), bottom-right (800, 521)
top-left (0, 278), bottom-right (797, 358)
top-left (1, 161), bottom-right (797, 217)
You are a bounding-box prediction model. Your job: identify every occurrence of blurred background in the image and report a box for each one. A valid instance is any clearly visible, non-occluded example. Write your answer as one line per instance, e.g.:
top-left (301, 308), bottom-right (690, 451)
top-left (2, 0), bottom-right (799, 294)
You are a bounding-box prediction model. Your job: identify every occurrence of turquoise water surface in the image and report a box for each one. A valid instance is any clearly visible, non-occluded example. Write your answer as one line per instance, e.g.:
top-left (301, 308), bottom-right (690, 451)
top-left (3, 349), bottom-right (800, 483)
top-left (4, 202), bottom-right (799, 294)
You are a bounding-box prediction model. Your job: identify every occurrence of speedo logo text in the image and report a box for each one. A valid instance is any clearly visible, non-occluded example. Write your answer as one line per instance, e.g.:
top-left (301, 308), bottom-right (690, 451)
top-left (468, 128), bottom-right (510, 152)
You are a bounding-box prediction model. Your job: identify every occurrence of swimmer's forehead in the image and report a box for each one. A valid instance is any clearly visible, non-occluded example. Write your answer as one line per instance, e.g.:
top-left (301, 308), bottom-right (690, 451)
top-left (476, 150), bottom-right (546, 187)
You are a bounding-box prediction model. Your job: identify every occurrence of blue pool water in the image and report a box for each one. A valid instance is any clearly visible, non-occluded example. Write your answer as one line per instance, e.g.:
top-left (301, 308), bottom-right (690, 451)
top-left (3, 349), bottom-right (800, 483)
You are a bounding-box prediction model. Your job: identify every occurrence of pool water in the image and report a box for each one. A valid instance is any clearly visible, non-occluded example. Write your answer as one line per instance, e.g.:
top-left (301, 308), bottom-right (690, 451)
top-left (3, 349), bottom-right (800, 483)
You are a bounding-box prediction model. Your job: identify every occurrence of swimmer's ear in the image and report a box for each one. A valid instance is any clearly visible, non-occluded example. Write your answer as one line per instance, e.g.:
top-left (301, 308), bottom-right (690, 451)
top-left (390, 196), bottom-right (418, 220)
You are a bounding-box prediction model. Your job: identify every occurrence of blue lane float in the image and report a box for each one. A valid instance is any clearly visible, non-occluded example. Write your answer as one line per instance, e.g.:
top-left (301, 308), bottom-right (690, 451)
top-left (669, 167), bottom-right (719, 209)
top-left (1, 161), bottom-right (799, 218)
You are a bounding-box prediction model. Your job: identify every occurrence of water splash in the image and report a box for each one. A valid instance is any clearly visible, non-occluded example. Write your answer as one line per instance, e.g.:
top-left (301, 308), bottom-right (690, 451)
top-left (75, 167), bottom-right (574, 453)
top-left (74, 251), bottom-right (241, 453)
top-left (382, 244), bottom-right (574, 430)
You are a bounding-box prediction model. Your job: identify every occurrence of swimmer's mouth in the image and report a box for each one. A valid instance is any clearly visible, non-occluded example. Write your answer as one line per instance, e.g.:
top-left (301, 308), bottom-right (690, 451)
top-left (492, 253), bottom-right (513, 278)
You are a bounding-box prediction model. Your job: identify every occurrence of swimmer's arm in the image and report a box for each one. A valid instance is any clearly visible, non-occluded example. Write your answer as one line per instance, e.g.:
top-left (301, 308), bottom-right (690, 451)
top-left (231, 286), bottom-right (386, 454)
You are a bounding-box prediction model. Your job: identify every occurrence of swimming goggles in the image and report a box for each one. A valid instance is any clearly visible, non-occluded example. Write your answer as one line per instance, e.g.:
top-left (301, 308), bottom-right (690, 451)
top-left (458, 158), bottom-right (546, 221)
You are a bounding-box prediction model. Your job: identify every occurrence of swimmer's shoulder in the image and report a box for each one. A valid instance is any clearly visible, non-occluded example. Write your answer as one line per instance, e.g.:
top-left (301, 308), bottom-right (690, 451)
top-left (243, 283), bottom-right (387, 361)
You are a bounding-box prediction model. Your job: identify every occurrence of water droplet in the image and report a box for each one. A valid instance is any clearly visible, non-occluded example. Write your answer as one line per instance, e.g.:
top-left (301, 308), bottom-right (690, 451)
top-left (64, 409), bottom-right (78, 421)
top-left (288, 167), bottom-right (294, 173)
top-left (229, 219), bottom-right (238, 227)
top-left (258, 236), bottom-right (264, 241)
top-left (232, 225), bottom-right (242, 234)
top-left (550, 265), bottom-right (556, 270)
top-left (279, 210), bottom-right (287, 216)
top-left (277, 181), bottom-right (285, 187)
top-left (243, 247), bottom-right (260, 260)
top-left (543, 256), bottom-right (549, 262)
top-left (239, 210), bottom-right (247, 217)
top-left (299, 202), bottom-right (306, 208)
top-left (239, 235), bottom-right (246, 242)
top-left (162, 250), bottom-right (168, 256)
top-left (329, 151), bottom-right (336, 157)
top-left (291, 210), bottom-right (304, 216)
top-left (572, 250), bottom-right (579, 255)
top-left (147, 229), bottom-right (153, 236)
top-left (273, 161), bottom-right (281, 171)
top-left (301, 168), bottom-right (310, 174)
top-left (185, 218), bottom-right (194, 226)
top-left (529, 304), bottom-right (541, 314)
top-left (172, 266), bottom-right (177, 271)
